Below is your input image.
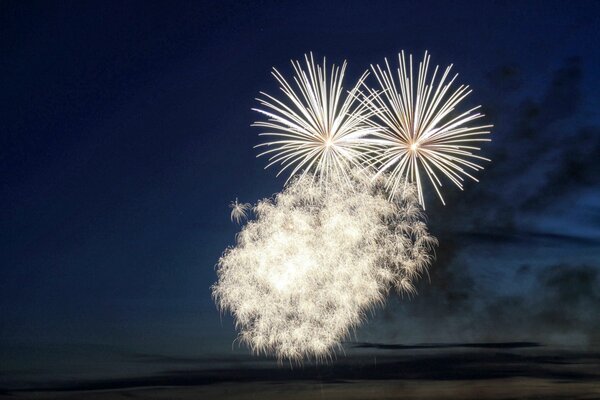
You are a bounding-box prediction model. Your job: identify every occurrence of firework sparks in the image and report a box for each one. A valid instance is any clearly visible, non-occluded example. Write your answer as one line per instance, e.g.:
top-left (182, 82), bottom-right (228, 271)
top-left (363, 51), bottom-right (492, 207)
top-left (214, 51), bottom-right (491, 362)
top-left (213, 170), bottom-right (436, 362)
top-left (253, 53), bottom-right (378, 184)
top-left (230, 198), bottom-right (251, 224)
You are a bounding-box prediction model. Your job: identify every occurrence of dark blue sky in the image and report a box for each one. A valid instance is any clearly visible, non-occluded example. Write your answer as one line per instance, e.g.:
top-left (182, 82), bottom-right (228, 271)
top-left (1, 0), bottom-right (599, 390)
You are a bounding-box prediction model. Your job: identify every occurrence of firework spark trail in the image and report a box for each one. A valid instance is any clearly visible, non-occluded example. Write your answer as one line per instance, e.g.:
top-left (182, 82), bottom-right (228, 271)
top-left (213, 170), bottom-right (436, 362)
top-left (362, 51), bottom-right (492, 208)
top-left (230, 198), bottom-right (251, 224)
top-left (253, 53), bottom-right (379, 185)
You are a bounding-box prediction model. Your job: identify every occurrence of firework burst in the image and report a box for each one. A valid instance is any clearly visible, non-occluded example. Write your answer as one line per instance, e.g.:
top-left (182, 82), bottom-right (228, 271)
top-left (363, 51), bottom-right (492, 207)
top-left (213, 170), bottom-right (436, 362)
top-left (213, 50), bottom-right (491, 363)
top-left (230, 198), bottom-right (252, 224)
top-left (253, 53), bottom-right (377, 184)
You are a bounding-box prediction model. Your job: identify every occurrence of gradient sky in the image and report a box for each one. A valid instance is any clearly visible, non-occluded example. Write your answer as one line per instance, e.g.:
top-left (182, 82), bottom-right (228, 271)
top-left (1, 0), bottom-right (599, 389)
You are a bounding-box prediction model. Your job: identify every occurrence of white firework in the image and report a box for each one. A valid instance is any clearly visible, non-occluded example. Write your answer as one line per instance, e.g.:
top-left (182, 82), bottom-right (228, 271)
top-left (213, 170), bottom-right (436, 362)
top-left (363, 51), bottom-right (492, 207)
top-left (229, 198), bottom-right (251, 224)
top-left (253, 53), bottom-right (377, 184)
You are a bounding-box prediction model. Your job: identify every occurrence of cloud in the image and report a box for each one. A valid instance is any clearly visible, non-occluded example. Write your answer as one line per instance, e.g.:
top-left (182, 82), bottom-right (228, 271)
top-left (456, 229), bottom-right (600, 247)
top-left (476, 263), bottom-right (600, 345)
top-left (10, 346), bottom-right (600, 392)
top-left (350, 341), bottom-right (542, 350)
top-left (426, 57), bottom-right (599, 231)
top-left (521, 126), bottom-right (600, 210)
top-left (121, 352), bottom-right (262, 365)
top-left (365, 58), bottom-right (600, 347)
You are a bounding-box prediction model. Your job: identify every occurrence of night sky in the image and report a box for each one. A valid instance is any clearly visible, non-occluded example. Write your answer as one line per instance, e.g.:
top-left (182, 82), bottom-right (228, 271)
top-left (1, 1), bottom-right (599, 398)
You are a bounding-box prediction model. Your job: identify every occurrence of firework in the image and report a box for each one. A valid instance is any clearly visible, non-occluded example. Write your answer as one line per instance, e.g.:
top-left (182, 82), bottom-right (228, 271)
top-left (253, 53), bottom-right (377, 184)
top-left (213, 170), bottom-right (436, 362)
top-left (362, 51), bottom-right (492, 207)
top-left (230, 198), bottom-right (251, 224)
top-left (213, 51), bottom-right (491, 362)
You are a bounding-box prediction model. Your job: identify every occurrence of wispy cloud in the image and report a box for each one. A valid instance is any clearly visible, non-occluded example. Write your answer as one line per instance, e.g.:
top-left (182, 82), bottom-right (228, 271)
top-left (349, 341), bottom-right (542, 350)
top-left (11, 345), bottom-right (600, 393)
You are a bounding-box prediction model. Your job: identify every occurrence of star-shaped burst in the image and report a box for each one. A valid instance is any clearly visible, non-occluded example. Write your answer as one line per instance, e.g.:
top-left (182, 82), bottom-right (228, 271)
top-left (252, 53), bottom-right (378, 184)
top-left (362, 51), bottom-right (492, 207)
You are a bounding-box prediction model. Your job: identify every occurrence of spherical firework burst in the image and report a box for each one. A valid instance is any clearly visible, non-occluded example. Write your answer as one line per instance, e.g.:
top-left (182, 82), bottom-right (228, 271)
top-left (213, 170), bottom-right (436, 362)
top-left (362, 51), bottom-right (492, 207)
top-left (253, 53), bottom-right (377, 184)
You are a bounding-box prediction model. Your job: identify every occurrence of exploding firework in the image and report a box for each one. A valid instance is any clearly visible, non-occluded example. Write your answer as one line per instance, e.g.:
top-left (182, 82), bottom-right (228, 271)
top-left (214, 51), bottom-right (491, 362)
top-left (362, 51), bottom-right (492, 207)
top-left (230, 198), bottom-right (251, 224)
top-left (213, 170), bottom-right (436, 362)
top-left (253, 53), bottom-right (377, 184)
